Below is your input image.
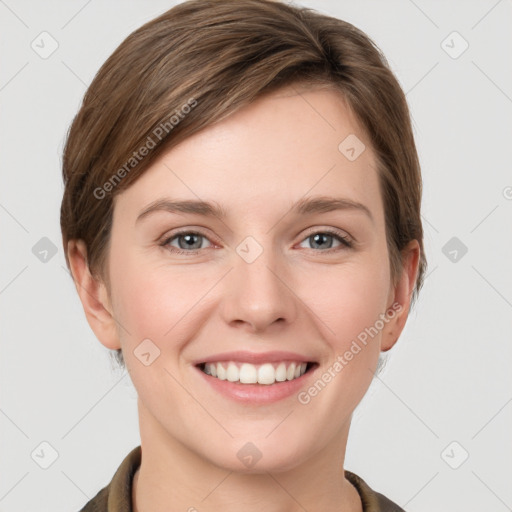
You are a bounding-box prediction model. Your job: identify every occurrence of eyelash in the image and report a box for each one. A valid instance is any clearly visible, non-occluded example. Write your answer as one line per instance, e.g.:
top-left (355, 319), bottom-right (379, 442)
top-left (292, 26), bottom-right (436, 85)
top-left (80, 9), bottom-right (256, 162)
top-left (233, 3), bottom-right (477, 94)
top-left (159, 228), bottom-right (353, 255)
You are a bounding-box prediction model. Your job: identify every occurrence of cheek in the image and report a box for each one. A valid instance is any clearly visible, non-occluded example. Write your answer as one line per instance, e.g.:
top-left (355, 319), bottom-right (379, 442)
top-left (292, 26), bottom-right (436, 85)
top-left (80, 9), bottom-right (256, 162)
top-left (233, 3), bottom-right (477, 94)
top-left (111, 252), bottom-right (214, 343)
top-left (299, 255), bottom-right (391, 408)
top-left (293, 263), bottom-right (390, 418)
top-left (305, 258), bottom-right (391, 345)
top-left (110, 259), bottom-right (210, 409)
top-left (111, 241), bottom-right (391, 354)
top-left (109, 253), bottom-right (225, 405)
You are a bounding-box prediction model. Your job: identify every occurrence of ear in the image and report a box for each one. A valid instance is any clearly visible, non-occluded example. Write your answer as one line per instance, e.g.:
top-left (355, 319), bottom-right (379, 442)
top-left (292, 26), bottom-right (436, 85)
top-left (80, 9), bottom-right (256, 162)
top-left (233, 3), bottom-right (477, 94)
top-left (67, 239), bottom-right (121, 350)
top-left (380, 240), bottom-right (421, 352)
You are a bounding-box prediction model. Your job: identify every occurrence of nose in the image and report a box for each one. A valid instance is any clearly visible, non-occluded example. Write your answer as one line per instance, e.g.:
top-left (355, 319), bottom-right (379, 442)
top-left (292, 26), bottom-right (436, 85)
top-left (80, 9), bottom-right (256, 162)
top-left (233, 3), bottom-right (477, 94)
top-left (220, 241), bottom-right (298, 334)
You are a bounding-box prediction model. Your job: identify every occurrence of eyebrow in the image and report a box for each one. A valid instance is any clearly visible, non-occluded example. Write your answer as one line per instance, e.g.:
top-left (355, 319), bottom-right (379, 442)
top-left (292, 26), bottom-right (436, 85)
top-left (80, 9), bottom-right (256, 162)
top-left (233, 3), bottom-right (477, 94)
top-left (136, 195), bottom-right (374, 224)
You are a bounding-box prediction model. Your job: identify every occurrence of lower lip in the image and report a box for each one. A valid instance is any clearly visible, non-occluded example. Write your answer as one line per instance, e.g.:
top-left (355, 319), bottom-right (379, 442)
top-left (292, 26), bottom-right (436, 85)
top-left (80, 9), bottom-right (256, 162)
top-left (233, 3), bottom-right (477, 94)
top-left (195, 365), bottom-right (316, 404)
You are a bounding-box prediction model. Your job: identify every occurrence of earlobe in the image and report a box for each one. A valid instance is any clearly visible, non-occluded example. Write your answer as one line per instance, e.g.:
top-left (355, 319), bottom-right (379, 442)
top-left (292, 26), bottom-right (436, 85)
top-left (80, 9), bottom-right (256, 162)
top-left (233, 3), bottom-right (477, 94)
top-left (380, 240), bottom-right (421, 352)
top-left (67, 239), bottom-right (121, 350)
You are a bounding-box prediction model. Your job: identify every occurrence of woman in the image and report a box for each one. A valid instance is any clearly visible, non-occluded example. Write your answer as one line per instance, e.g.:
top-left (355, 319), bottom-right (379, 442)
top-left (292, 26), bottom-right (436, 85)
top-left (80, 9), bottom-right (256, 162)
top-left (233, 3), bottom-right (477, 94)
top-left (61, 1), bottom-right (425, 510)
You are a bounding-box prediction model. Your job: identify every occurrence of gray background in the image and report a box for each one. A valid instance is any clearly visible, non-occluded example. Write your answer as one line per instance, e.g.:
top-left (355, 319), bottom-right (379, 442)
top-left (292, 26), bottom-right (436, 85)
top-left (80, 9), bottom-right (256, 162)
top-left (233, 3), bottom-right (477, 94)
top-left (1, 0), bottom-right (511, 510)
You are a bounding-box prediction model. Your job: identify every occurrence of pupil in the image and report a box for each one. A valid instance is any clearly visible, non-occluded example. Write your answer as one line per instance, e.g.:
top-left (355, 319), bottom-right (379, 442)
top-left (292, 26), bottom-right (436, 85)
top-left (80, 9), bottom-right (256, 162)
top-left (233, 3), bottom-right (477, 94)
top-left (313, 233), bottom-right (331, 249)
top-left (181, 234), bottom-right (199, 249)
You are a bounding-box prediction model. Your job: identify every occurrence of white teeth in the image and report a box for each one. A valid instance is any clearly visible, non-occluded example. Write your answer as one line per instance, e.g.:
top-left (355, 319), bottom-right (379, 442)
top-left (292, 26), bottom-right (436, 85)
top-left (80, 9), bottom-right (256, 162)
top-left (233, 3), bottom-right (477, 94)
top-left (275, 362), bottom-right (287, 382)
top-left (286, 363), bottom-right (296, 380)
top-left (216, 363), bottom-right (227, 380)
top-left (226, 362), bottom-right (239, 382)
top-left (202, 361), bottom-right (309, 385)
top-left (258, 363), bottom-right (276, 385)
top-left (239, 363), bottom-right (258, 384)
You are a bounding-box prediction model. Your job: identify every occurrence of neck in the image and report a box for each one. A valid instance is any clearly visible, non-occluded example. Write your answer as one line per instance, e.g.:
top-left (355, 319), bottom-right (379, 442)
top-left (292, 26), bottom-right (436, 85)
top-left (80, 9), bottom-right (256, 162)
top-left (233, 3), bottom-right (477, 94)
top-left (132, 401), bottom-right (362, 512)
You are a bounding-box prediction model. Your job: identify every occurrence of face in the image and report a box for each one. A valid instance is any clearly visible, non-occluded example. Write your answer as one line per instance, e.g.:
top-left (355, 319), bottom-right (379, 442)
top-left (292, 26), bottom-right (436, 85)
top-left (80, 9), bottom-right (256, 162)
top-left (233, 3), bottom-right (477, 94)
top-left (77, 84), bottom-right (416, 473)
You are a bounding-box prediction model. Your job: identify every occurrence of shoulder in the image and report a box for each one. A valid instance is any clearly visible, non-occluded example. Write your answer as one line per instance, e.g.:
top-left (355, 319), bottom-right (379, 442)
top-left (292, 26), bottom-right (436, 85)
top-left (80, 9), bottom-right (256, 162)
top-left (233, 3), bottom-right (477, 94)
top-left (345, 470), bottom-right (406, 512)
top-left (78, 446), bottom-right (142, 512)
top-left (79, 486), bottom-right (109, 512)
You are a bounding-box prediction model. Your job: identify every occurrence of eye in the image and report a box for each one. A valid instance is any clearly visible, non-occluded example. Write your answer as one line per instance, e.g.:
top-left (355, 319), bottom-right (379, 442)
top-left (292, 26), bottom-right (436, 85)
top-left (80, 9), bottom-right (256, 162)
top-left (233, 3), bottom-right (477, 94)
top-left (160, 228), bottom-right (353, 256)
top-left (160, 230), bottom-right (213, 254)
top-left (298, 229), bottom-right (353, 251)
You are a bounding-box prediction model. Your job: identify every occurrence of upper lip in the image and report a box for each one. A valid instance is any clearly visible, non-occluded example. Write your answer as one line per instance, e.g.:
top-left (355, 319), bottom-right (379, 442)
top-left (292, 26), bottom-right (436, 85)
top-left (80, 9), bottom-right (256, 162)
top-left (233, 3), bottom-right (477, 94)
top-left (194, 350), bottom-right (315, 365)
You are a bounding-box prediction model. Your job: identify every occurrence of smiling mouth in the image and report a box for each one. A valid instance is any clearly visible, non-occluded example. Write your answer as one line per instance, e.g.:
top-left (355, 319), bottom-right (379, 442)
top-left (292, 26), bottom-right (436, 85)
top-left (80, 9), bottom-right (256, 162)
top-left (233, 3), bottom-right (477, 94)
top-left (197, 361), bottom-right (317, 385)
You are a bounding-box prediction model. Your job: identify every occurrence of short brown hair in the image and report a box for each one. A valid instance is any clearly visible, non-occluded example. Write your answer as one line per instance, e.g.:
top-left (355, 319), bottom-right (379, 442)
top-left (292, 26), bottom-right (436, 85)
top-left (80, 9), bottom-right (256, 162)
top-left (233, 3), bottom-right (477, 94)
top-left (61, 0), bottom-right (426, 363)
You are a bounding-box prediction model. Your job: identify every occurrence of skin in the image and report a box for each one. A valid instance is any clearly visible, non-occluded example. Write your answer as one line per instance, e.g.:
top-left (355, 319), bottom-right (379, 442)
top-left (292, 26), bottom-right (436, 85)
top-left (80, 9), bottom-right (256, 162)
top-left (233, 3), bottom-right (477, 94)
top-left (68, 84), bottom-right (420, 512)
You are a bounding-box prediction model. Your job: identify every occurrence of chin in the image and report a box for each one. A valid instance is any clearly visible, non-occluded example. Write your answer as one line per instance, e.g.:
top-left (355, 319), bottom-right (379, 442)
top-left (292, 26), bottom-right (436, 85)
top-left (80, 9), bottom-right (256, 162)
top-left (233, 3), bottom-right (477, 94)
top-left (199, 434), bottom-right (313, 474)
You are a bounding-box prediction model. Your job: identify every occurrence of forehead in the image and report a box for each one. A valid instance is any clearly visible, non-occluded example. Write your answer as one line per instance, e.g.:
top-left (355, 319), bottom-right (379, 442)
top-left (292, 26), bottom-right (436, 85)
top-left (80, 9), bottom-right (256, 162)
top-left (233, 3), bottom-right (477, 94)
top-left (114, 85), bottom-right (384, 224)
